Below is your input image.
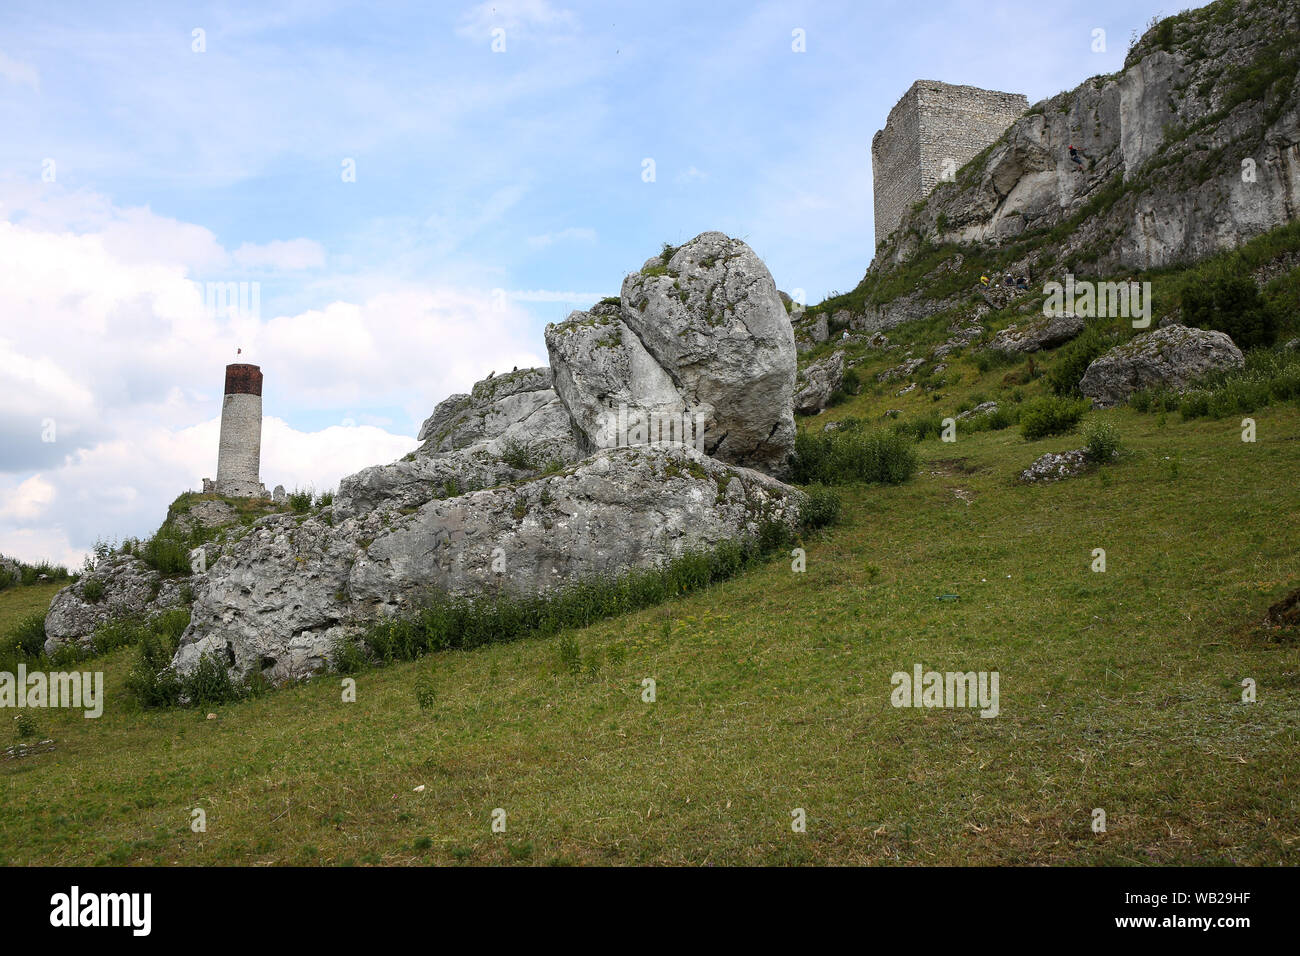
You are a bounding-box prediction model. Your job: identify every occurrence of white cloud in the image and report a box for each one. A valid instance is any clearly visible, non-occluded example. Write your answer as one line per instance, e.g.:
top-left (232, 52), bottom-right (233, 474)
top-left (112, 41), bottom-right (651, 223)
top-left (0, 476), bottom-right (55, 523)
top-left (0, 186), bottom-right (541, 566)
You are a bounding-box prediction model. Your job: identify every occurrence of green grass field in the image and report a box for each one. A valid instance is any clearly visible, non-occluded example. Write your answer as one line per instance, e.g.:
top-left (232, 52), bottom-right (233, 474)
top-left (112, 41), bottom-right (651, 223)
top-left (3, 393), bottom-right (1297, 865)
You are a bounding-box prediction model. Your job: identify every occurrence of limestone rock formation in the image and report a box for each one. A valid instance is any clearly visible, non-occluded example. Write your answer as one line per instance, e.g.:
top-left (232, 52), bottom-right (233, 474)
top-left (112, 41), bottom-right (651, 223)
top-left (43, 555), bottom-right (189, 654)
top-left (336, 367), bottom-right (584, 518)
top-left (170, 231), bottom-right (808, 686)
top-left (987, 313), bottom-right (1085, 353)
top-left (611, 232), bottom-right (797, 475)
top-left (1079, 325), bottom-right (1244, 407)
top-left (793, 352), bottom-right (846, 415)
top-left (873, 0), bottom-right (1299, 276)
top-left (544, 301), bottom-right (689, 455)
top-left (175, 445), bottom-right (804, 684)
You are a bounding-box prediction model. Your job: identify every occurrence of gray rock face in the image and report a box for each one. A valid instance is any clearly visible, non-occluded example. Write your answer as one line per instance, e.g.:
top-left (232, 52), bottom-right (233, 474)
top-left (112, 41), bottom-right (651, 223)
top-left (175, 445), bottom-right (805, 684)
top-left (164, 230), bottom-right (809, 688)
top-left (879, 3), bottom-right (1300, 274)
top-left (931, 322), bottom-right (986, 359)
top-left (545, 303), bottom-right (689, 455)
top-left (43, 555), bottom-right (188, 654)
top-left (1079, 325), bottom-right (1245, 407)
top-left (988, 313), bottom-right (1085, 353)
top-left (614, 232), bottom-right (797, 475)
top-left (793, 351), bottom-right (846, 415)
top-left (337, 367), bottom-right (584, 519)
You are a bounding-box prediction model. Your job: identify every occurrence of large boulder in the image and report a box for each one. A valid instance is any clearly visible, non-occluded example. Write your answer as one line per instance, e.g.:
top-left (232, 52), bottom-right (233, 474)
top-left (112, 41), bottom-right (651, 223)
top-left (175, 444), bottom-right (805, 684)
top-left (43, 555), bottom-right (188, 655)
top-left (988, 313), bottom-right (1085, 353)
top-left (793, 351), bottom-right (845, 415)
top-left (544, 301), bottom-right (690, 454)
top-left (1079, 324), bottom-right (1245, 407)
top-left (608, 232), bottom-right (797, 475)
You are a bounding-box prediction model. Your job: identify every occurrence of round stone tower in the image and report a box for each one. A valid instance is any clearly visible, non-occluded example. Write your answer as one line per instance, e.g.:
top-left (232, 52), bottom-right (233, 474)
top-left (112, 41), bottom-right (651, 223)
top-left (213, 363), bottom-right (267, 498)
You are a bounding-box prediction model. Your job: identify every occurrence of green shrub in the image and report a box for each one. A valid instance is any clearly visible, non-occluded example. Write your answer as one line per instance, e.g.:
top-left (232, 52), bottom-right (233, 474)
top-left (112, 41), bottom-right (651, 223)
top-left (1082, 419), bottom-right (1123, 462)
top-left (840, 367), bottom-right (862, 396)
top-left (1019, 396), bottom-right (1089, 440)
top-left (15, 712), bottom-right (39, 740)
top-left (1180, 272), bottom-right (1278, 348)
top-left (1, 613), bottom-right (48, 660)
top-left (1049, 325), bottom-right (1114, 395)
top-left (141, 531), bottom-right (192, 575)
top-left (82, 577), bottom-right (106, 603)
top-left (792, 424), bottom-right (918, 485)
top-left (799, 485), bottom-right (842, 530)
top-left (288, 490), bottom-right (314, 514)
top-left (499, 438), bottom-right (537, 471)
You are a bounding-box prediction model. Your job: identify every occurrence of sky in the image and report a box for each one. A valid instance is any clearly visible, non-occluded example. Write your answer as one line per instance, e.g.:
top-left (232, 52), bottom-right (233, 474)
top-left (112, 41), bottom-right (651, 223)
top-left (0, 0), bottom-right (1197, 567)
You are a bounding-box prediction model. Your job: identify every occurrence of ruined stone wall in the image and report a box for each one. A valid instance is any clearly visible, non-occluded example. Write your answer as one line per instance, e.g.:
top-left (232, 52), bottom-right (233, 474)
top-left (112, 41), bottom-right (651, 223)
top-left (872, 80), bottom-right (1028, 247)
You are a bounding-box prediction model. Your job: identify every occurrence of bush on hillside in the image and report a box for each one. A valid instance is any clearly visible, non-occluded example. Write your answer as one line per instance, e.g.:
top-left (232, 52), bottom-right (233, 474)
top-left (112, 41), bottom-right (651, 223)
top-left (1019, 396), bottom-right (1089, 440)
top-left (1048, 325), bottom-right (1114, 395)
top-left (1082, 420), bottom-right (1123, 462)
top-left (1179, 272), bottom-right (1278, 349)
top-left (792, 422), bottom-right (918, 485)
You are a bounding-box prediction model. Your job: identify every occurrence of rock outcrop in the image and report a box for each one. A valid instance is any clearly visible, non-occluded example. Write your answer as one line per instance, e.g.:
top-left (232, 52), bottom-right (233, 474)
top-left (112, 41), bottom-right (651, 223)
top-left (605, 232), bottom-right (797, 475)
top-left (173, 232), bottom-right (806, 685)
top-left (43, 555), bottom-right (189, 654)
top-left (872, 0), bottom-right (1299, 277)
top-left (336, 367), bottom-right (584, 518)
top-left (176, 445), bottom-right (804, 684)
top-left (1019, 449), bottom-right (1092, 483)
top-left (793, 352), bottom-right (846, 415)
top-left (1079, 324), bottom-right (1244, 406)
top-left (988, 313), bottom-right (1085, 353)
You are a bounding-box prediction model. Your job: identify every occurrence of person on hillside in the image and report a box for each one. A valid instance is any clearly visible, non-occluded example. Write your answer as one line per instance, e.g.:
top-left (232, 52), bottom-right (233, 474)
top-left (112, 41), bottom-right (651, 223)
top-left (1068, 144), bottom-right (1086, 172)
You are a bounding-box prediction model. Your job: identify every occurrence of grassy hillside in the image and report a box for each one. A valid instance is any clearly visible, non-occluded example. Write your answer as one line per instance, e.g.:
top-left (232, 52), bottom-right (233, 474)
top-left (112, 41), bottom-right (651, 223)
top-left (3, 391), bottom-right (1296, 864)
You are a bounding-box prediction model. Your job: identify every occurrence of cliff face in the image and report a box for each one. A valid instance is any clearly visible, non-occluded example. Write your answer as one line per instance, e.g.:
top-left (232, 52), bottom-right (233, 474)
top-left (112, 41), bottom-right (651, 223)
top-left (875, 0), bottom-right (1299, 279)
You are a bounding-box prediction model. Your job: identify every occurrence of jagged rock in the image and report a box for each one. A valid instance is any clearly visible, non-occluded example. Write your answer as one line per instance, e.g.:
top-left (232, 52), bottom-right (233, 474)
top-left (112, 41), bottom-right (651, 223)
top-left (931, 323), bottom-right (985, 359)
top-left (878, 357), bottom-right (925, 382)
top-left (988, 313), bottom-right (1085, 353)
top-left (43, 555), bottom-right (188, 654)
top-left (545, 305), bottom-right (691, 454)
top-left (793, 351), bottom-right (845, 415)
top-left (864, 332), bottom-right (891, 349)
top-left (170, 498), bottom-right (239, 538)
top-left (337, 367), bottom-right (584, 518)
top-left (1019, 449), bottom-right (1091, 483)
top-left (273, 485), bottom-right (286, 503)
top-left (1284, 337), bottom-right (1300, 351)
top-left (1079, 325), bottom-right (1245, 407)
top-left (957, 401), bottom-right (999, 421)
top-left (175, 445), bottom-right (805, 685)
top-left (574, 232), bottom-right (797, 474)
